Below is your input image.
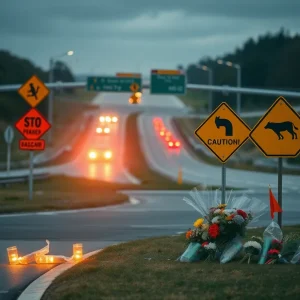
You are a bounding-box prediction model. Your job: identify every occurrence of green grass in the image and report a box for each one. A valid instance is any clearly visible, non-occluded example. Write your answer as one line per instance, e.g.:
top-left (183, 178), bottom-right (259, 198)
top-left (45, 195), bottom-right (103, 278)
top-left (173, 117), bottom-right (300, 175)
top-left (42, 225), bottom-right (300, 300)
top-left (178, 90), bottom-right (209, 112)
top-left (0, 175), bottom-right (129, 214)
top-left (123, 112), bottom-right (235, 190)
top-left (0, 88), bottom-right (99, 165)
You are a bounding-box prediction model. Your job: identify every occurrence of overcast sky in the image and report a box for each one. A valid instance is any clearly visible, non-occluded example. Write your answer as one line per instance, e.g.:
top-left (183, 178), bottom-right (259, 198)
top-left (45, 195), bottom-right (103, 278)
top-left (1, 0), bottom-right (300, 76)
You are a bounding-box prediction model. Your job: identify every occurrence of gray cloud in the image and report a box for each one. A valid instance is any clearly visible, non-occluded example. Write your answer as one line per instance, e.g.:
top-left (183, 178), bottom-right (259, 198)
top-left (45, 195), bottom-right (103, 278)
top-left (1, 0), bottom-right (300, 37)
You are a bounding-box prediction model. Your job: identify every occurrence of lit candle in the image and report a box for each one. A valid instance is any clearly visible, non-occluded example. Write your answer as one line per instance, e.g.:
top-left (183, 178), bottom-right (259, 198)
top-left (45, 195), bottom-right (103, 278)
top-left (7, 246), bottom-right (19, 264)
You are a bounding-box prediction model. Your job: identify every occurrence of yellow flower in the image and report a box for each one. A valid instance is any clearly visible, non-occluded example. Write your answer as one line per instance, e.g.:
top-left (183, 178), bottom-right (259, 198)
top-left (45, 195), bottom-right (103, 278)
top-left (218, 204), bottom-right (227, 209)
top-left (194, 218), bottom-right (204, 228)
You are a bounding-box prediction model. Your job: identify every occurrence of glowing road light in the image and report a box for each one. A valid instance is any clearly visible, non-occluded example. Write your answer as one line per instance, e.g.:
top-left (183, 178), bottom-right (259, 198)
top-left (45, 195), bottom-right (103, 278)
top-left (67, 50), bottom-right (74, 56)
top-left (96, 127), bottom-right (103, 133)
top-left (160, 131), bottom-right (165, 136)
top-left (104, 127), bottom-right (110, 133)
top-left (112, 116), bottom-right (118, 123)
top-left (7, 246), bottom-right (19, 264)
top-left (175, 141), bottom-right (181, 147)
top-left (105, 116), bottom-right (111, 123)
top-left (99, 116), bottom-right (105, 122)
top-left (104, 150), bottom-right (112, 159)
top-left (89, 151), bottom-right (97, 159)
top-left (168, 141), bottom-right (174, 147)
top-left (135, 92), bottom-right (142, 97)
top-left (73, 244), bottom-right (83, 261)
top-left (36, 255), bottom-right (55, 264)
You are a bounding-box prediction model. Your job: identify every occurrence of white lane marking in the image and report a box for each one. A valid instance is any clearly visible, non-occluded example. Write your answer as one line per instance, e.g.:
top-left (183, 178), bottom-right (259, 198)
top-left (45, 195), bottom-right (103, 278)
top-left (0, 197), bottom-right (140, 218)
top-left (18, 248), bottom-right (106, 300)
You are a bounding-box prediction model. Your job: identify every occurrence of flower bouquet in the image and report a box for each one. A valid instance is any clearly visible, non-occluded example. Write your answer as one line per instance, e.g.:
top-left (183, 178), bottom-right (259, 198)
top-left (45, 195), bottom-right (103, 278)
top-left (239, 236), bottom-right (263, 264)
top-left (180, 186), bottom-right (268, 264)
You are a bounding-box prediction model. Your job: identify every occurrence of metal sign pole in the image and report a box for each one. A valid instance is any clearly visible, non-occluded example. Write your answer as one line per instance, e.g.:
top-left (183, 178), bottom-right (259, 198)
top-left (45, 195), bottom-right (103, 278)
top-left (221, 163), bottom-right (226, 204)
top-left (6, 142), bottom-right (11, 175)
top-left (278, 158), bottom-right (283, 228)
top-left (29, 151), bottom-right (34, 201)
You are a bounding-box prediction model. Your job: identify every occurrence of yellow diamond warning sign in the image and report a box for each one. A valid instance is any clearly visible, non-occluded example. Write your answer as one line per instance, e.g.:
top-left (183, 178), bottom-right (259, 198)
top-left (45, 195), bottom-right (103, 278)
top-left (194, 102), bottom-right (250, 163)
top-left (250, 96), bottom-right (300, 157)
top-left (18, 75), bottom-right (49, 107)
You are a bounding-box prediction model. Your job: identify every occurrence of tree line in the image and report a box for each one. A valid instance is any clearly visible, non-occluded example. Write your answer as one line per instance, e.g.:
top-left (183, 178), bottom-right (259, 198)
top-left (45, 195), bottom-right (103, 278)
top-left (178, 28), bottom-right (300, 110)
top-left (0, 50), bottom-right (75, 122)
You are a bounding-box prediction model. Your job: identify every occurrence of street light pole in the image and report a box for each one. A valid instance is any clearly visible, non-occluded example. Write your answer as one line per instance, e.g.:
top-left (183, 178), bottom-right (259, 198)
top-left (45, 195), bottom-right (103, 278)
top-left (47, 51), bottom-right (74, 145)
top-left (48, 58), bottom-right (54, 145)
top-left (217, 60), bottom-right (242, 114)
top-left (236, 65), bottom-right (242, 115)
top-left (208, 68), bottom-right (213, 112)
top-left (196, 64), bottom-right (213, 113)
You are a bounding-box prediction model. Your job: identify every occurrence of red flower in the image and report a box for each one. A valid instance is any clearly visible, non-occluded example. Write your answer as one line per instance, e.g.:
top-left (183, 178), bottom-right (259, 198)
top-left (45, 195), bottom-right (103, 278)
top-left (208, 224), bottom-right (220, 239)
top-left (237, 209), bottom-right (248, 219)
top-left (201, 241), bottom-right (209, 247)
top-left (268, 249), bottom-right (280, 256)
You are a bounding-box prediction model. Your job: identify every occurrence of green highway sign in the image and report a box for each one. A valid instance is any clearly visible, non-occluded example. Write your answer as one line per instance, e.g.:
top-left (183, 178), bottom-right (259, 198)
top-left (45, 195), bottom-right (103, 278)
top-left (87, 75), bottom-right (142, 92)
top-left (150, 70), bottom-right (186, 95)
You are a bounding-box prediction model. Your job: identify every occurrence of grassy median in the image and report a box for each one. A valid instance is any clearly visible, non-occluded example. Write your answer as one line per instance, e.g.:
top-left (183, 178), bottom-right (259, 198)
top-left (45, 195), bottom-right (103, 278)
top-left (42, 225), bottom-right (300, 300)
top-left (0, 175), bottom-right (129, 214)
top-left (123, 112), bottom-right (233, 190)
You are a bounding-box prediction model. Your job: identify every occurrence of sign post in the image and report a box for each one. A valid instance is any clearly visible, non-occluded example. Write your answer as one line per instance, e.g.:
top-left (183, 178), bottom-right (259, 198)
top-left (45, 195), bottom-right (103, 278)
top-left (4, 126), bottom-right (14, 175)
top-left (249, 96), bottom-right (300, 228)
top-left (16, 75), bottom-right (51, 200)
top-left (150, 70), bottom-right (186, 95)
top-left (194, 102), bottom-right (250, 202)
top-left (86, 74), bottom-right (142, 93)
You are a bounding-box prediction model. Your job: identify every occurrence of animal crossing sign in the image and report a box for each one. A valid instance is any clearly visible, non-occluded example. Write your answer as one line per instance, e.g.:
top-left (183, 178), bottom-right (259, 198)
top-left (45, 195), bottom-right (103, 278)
top-left (250, 96), bottom-right (300, 157)
top-left (194, 102), bottom-right (250, 163)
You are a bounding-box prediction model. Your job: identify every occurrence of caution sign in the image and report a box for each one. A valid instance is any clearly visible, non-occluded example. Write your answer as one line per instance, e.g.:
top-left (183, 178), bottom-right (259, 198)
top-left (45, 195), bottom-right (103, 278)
top-left (130, 83), bottom-right (139, 92)
top-left (19, 139), bottom-right (45, 150)
top-left (18, 75), bottom-right (49, 107)
top-left (15, 108), bottom-right (51, 140)
top-left (194, 102), bottom-right (250, 163)
top-left (250, 96), bottom-right (300, 157)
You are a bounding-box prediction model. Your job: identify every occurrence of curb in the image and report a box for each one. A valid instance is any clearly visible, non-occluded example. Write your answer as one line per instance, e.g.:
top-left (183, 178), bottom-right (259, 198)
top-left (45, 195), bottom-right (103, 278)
top-left (17, 249), bottom-right (103, 300)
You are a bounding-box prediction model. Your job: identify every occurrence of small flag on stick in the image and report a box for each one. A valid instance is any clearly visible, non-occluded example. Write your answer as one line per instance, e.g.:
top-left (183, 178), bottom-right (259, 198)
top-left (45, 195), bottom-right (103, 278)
top-left (268, 185), bottom-right (282, 219)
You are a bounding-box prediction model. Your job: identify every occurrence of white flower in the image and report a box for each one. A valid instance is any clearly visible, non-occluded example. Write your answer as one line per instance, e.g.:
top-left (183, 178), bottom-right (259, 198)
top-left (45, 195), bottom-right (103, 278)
top-left (223, 209), bottom-right (236, 216)
top-left (204, 242), bottom-right (216, 250)
top-left (214, 209), bottom-right (221, 214)
top-left (212, 216), bottom-right (220, 224)
top-left (243, 241), bottom-right (262, 251)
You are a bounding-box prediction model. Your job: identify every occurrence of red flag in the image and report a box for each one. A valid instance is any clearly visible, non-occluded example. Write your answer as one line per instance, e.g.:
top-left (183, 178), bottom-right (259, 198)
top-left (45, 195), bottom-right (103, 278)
top-left (269, 186), bottom-right (282, 219)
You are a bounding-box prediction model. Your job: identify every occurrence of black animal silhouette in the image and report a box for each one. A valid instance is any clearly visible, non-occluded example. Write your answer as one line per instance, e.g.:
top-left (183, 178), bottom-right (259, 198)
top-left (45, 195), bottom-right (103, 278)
top-left (215, 116), bottom-right (233, 136)
top-left (27, 83), bottom-right (40, 100)
top-left (264, 121), bottom-right (298, 140)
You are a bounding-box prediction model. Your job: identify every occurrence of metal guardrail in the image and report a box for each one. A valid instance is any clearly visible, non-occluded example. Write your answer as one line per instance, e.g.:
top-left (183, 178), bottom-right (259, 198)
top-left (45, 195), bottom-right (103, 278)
top-left (1, 81), bottom-right (300, 98)
top-left (0, 173), bottom-right (51, 185)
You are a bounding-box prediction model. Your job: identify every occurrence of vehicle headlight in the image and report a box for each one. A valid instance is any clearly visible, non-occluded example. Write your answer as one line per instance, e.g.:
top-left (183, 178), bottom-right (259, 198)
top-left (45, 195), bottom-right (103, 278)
top-left (104, 151), bottom-right (112, 159)
top-left (89, 151), bottom-right (97, 159)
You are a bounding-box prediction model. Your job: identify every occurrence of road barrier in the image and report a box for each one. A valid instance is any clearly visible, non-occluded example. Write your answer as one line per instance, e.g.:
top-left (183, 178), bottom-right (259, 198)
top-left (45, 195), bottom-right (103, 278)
top-left (1, 81), bottom-right (300, 98)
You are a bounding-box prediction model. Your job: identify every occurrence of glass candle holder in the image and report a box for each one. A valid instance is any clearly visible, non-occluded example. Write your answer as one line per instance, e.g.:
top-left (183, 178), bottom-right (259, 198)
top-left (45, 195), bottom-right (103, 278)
top-left (7, 246), bottom-right (19, 264)
top-left (73, 243), bottom-right (83, 260)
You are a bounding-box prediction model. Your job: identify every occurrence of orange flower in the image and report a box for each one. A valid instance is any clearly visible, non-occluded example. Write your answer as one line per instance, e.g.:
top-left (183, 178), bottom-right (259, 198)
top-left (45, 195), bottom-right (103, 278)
top-left (226, 214), bottom-right (235, 221)
top-left (186, 230), bottom-right (192, 239)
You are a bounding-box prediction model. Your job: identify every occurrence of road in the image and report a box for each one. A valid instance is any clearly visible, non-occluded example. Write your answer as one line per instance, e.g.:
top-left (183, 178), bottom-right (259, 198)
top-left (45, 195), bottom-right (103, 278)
top-left (1, 189), bottom-right (300, 299)
top-left (1, 90), bottom-right (299, 299)
top-left (137, 90), bottom-right (300, 193)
